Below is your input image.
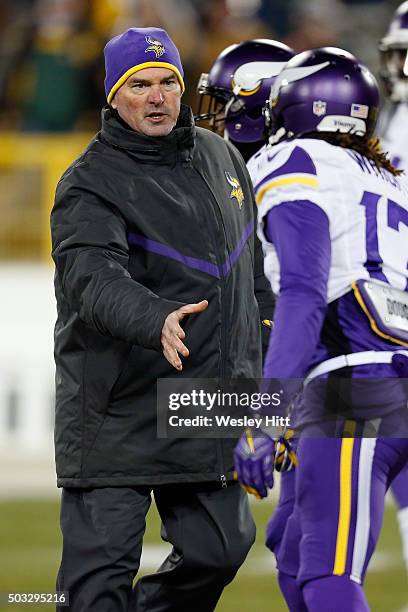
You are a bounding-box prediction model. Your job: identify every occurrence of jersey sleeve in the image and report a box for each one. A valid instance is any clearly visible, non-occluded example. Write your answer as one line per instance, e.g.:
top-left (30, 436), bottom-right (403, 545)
top-left (252, 143), bottom-right (324, 296)
top-left (254, 144), bottom-right (320, 218)
top-left (263, 199), bottom-right (331, 380)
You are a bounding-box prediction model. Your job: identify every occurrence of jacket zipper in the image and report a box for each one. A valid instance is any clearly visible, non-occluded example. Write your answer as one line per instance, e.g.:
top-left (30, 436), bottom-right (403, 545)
top-left (192, 167), bottom-right (230, 488)
top-left (192, 167), bottom-right (230, 379)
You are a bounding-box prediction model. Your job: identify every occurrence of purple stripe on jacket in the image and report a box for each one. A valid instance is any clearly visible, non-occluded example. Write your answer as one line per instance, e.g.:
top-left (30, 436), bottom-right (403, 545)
top-left (127, 220), bottom-right (254, 279)
top-left (222, 221), bottom-right (254, 276)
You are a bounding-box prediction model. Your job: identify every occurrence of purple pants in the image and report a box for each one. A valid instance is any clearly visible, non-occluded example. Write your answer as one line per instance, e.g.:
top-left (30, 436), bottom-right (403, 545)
top-left (266, 469), bottom-right (296, 557)
top-left (275, 423), bottom-right (408, 586)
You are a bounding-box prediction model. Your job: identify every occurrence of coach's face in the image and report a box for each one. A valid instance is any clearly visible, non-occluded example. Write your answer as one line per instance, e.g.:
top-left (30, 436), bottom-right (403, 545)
top-left (111, 67), bottom-right (181, 137)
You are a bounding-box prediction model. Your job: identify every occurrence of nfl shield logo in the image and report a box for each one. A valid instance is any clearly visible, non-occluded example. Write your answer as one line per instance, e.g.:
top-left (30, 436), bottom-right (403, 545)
top-left (313, 100), bottom-right (327, 116)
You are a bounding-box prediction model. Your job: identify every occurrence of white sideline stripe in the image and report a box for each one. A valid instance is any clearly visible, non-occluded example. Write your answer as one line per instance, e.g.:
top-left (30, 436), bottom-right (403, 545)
top-left (246, 550), bottom-right (396, 575)
top-left (139, 546), bottom-right (279, 574)
top-left (396, 506), bottom-right (408, 566)
top-left (123, 547), bottom-right (402, 575)
top-left (4, 544), bottom-right (174, 572)
top-left (139, 544), bottom-right (171, 570)
top-left (351, 438), bottom-right (376, 584)
top-left (141, 549), bottom-right (399, 576)
top-left (3, 546), bottom-right (398, 576)
top-left (245, 552), bottom-right (277, 575)
top-left (368, 550), bottom-right (399, 572)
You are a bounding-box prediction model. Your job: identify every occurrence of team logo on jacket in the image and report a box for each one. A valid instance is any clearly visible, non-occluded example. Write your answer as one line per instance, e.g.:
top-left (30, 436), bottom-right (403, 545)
top-left (225, 171), bottom-right (244, 209)
top-left (313, 100), bottom-right (327, 116)
top-left (145, 36), bottom-right (165, 58)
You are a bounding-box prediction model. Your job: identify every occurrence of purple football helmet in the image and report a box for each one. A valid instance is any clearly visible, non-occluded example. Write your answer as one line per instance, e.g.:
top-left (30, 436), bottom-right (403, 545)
top-left (195, 39), bottom-right (294, 147)
top-left (267, 47), bottom-right (380, 140)
top-left (379, 1), bottom-right (408, 102)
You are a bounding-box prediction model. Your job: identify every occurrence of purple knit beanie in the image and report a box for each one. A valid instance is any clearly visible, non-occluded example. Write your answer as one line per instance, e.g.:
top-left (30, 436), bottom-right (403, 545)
top-left (104, 27), bottom-right (185, 103)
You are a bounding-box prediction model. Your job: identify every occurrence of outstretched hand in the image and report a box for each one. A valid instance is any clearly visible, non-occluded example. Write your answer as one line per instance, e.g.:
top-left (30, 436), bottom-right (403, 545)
top-left (161, 300), bottom-right (208, 370)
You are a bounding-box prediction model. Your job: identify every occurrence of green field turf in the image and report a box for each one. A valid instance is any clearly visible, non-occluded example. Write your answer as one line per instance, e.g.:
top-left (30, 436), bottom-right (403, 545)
top-left (0, 496), bottom-right (406, 611)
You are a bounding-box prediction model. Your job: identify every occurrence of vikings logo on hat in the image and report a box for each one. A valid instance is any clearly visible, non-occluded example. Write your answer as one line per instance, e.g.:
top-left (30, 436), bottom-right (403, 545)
top-left (145, 36), bottom-right (165, 59)
top-left (225, 171), bottom-right (244, 209)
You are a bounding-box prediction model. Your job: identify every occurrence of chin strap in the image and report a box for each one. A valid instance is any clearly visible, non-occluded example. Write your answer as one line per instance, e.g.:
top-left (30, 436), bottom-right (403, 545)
top-left (268, 127), bottom-right (287, 145)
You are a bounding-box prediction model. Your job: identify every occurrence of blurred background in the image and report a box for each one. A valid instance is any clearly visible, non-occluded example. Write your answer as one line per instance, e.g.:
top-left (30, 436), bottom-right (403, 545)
top-left (0, 0), bottom-right (407, 610)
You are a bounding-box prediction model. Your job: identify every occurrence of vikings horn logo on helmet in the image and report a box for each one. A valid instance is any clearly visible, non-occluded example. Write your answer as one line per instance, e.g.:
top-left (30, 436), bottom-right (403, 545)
top-left (145, 36), bottom-right (166, 59)
top-left (270, 62), bottom-right (330, 107)
top-left (232, 61), bottom-right (288, 96)
top-left (225, 171), bottom-right (244, 209)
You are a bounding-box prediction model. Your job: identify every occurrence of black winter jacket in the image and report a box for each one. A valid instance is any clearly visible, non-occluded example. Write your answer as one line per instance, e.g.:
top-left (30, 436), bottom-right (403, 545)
top-left (51, 105), bottom-right (274, 487)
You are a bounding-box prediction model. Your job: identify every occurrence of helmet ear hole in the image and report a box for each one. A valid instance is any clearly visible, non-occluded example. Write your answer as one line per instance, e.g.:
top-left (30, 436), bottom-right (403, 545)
top-left (246, 107), bottom-right (263, 119)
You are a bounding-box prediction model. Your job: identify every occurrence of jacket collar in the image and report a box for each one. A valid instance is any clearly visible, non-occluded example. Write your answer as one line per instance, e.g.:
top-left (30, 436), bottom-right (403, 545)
top-left (100, 104), bottom-right (196, 164)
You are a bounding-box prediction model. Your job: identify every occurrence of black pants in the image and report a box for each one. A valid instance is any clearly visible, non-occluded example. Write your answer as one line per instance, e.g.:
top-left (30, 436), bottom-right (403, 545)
top-left (56, 482), bottom-right (255, 612)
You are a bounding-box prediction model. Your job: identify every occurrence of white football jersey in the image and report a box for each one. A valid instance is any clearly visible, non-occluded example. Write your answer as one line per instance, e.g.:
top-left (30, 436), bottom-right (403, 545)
top-left (248, 137), bottom-right (408, 301)
top-left (379, 102), bottom-right (408, 172)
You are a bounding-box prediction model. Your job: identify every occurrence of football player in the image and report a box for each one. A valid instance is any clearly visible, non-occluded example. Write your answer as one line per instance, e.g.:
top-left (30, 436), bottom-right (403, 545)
top-left (379, 0), bottom-right (408, 170)
top-left (195, 38), bottom-right (298, 565)
top-left (379, 1), bottom-right (408, 571)
top-left (196, 40), bottom-right (294, 362)
top-left (234, 47), bottom-right (408, 610)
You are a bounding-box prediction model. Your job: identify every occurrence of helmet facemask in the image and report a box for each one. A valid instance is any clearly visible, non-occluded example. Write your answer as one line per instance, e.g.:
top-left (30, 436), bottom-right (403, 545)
top-left (196, 72), bottom-right (246, 138)
top-left (380, 46), bottom-right (408, 102)
top-left (263, 98), bottom-right (287, 144)
top-left (379, 1), bottom-right (408, 102)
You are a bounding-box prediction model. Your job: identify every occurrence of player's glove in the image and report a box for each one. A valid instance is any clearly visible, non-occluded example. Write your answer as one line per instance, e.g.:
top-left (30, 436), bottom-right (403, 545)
top-left (234, 428), bottom-right (298, 499)
top-left (274, 428), bottom-right (298, 472)
top-left (234, 428), bottom-right (275, 499)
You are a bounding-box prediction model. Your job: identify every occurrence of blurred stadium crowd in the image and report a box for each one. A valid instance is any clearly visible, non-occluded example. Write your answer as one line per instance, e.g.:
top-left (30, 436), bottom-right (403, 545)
top-left (0, 0), bottom-right (402, 133)
top-left (0, 0), bottom-right (402, 263)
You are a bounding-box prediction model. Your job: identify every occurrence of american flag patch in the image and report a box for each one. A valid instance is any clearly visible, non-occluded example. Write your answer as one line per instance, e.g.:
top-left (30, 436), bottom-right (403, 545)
top-left (350, 103), bottom-right (368, 119)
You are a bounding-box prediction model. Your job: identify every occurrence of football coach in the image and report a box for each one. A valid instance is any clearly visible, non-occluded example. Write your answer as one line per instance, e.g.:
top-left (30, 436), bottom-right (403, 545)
top-left (50, 27), bottom-right (274, 611)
